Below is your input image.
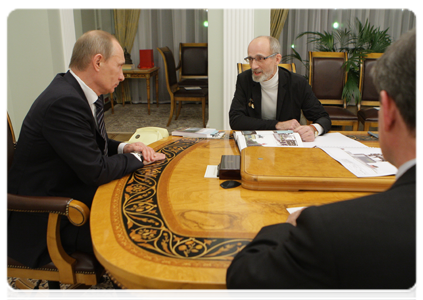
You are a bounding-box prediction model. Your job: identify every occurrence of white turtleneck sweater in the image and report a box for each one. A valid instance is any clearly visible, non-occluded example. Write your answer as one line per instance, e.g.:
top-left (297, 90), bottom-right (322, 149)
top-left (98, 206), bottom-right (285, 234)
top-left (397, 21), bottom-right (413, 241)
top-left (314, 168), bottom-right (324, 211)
top-left (260, 69), bottom-right (323, 135)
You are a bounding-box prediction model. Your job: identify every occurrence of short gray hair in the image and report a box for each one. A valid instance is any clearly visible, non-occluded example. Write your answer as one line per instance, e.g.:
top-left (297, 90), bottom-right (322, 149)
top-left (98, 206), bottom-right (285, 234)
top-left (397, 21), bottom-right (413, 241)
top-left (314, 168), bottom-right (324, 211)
top-left (69, 30), bottom-right (118, 71)
top-left (372, 28), bottom-right (416, 134)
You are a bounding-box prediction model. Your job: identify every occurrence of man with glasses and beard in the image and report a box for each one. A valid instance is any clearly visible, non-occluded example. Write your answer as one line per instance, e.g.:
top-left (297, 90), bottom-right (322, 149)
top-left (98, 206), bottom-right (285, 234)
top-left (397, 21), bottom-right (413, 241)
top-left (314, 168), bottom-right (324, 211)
top-left (229, 36), bottom-right (331, 142)
top-left (226, 29), bottom-right (416, 289)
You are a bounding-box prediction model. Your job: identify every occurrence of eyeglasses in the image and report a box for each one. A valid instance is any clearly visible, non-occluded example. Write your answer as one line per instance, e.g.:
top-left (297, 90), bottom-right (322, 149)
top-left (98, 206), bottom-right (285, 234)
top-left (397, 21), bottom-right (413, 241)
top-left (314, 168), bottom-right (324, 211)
top-left (244, 53), bottom-right (278, 63)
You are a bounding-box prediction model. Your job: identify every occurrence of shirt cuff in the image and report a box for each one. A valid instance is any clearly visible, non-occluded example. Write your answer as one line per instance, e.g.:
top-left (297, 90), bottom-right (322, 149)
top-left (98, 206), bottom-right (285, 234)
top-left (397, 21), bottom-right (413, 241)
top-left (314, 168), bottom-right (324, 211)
top-left (118, 142), bottom-right (127, 154)
top-left (311, 123), bottom-right (323, 136)
top-left (131, 152), bottom-right (143, 162)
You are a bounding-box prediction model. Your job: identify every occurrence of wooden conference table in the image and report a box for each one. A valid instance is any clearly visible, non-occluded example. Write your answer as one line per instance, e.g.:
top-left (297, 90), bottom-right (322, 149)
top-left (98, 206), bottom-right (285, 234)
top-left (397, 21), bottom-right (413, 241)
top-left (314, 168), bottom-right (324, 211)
top-left (91, 131), bottom-right (390, 289)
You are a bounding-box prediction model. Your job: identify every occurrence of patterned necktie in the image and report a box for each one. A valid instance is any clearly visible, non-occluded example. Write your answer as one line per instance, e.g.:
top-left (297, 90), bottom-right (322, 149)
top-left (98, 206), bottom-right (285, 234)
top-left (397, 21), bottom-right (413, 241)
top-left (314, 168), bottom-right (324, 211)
top-left (94, 97), bottom-right (108, 156)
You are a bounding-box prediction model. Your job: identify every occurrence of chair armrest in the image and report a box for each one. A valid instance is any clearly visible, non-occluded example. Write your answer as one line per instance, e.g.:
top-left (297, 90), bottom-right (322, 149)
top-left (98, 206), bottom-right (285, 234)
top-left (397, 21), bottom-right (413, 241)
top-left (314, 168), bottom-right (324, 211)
top-left (7, 194), bottom-right (89, 226)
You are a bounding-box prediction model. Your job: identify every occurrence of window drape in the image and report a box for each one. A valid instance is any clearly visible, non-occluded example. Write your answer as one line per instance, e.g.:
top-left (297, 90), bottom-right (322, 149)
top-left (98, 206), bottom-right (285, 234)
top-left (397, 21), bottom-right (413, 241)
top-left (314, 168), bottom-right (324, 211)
top-left (128, 9), bottom-right (208, 104)
top-left (279, 9), bottom-right (416, 77)
top-left (270, 9), bottom-right (289, 39)
top-left (113, 9), bottom-right (141, 104)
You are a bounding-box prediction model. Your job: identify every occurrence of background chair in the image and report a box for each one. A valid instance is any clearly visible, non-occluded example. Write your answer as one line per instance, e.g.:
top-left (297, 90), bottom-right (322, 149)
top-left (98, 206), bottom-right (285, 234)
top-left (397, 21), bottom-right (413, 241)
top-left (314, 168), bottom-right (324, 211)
top-left (357, 53), bottom-right (383, 131)
top-left (157, 46), bottom-right (208, 127)
top-left (308, 51), bottom-right (358, 131)
top-left (176, 43), bottom-right (208, 88)
top-left (237, 63), bottom-right (296, 74)
top-left (7, 114), bottom-right (104, 289)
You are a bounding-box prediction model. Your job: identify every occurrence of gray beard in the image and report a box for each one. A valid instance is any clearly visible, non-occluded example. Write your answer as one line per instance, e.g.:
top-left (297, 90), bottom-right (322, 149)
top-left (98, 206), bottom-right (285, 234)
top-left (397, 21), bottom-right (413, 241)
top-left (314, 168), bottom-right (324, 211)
top-left (252, 70), bottom-right (273, 83)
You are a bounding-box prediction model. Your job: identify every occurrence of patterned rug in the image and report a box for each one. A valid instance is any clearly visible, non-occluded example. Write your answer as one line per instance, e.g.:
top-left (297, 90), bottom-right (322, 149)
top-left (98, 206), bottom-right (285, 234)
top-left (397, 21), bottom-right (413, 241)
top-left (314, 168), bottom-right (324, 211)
top-left (104, 102), bottom-right (208, 135)
top-left (5, 275), bottom-right (118, 300)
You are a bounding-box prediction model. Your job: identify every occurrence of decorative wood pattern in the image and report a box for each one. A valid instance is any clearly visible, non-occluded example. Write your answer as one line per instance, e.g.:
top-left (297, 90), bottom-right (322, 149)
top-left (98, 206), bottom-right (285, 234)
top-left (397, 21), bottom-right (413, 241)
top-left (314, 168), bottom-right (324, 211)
top-left (111, 138), bottom-right (251, 268)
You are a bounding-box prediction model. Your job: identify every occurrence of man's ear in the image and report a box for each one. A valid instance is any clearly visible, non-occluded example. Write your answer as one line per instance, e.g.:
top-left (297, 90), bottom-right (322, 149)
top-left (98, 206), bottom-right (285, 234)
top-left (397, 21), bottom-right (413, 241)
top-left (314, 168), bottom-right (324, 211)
top-left (380, 90), bottom-right (396, 132)
top-left (275, 53), bottom-right (282, 64)
top-left (92, 54), bottom-right (103, 71)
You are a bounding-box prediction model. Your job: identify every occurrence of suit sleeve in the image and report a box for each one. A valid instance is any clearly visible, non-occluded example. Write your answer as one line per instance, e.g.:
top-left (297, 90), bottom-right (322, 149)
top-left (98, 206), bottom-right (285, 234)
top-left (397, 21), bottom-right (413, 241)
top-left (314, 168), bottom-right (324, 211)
top-left (296, 78), bottom-right (331, 133)
top-left (226, 207), bottom-right (337, 289)
top-left (229, 73), bottom-right (278, 130)
top-left (42, 95), bottom-right (144, 186)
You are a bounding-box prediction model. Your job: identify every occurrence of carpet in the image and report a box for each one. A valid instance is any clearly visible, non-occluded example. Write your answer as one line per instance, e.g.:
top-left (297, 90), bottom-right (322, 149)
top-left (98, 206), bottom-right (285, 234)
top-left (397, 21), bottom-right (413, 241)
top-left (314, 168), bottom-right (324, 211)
top-left (5, 275), bottom-right (118, 300)
top-left (104, 102), bottom-right (208, 135)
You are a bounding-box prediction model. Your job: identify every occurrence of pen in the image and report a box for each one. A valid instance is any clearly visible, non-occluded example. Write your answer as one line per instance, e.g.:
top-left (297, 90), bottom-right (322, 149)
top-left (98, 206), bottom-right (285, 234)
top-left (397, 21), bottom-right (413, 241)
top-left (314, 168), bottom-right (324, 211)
top-left (368, 131), bottom-right (379, 139)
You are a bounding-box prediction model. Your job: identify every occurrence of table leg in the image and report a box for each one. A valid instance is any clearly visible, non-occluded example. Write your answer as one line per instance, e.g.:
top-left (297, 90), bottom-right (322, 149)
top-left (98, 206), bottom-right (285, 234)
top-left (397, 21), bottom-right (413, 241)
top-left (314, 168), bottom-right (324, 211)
top-left (146, 77), bottom-right (151, 115)
top-left (121, 82), bottom-right (125, 107)
top-left (110, 92), bottom-right (114, 114)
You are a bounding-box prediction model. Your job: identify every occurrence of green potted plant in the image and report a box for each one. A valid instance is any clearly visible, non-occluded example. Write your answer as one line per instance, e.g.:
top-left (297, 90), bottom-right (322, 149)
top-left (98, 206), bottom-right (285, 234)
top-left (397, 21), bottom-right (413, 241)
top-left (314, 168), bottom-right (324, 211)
top-left (282, 18), bottom-right (392, 104)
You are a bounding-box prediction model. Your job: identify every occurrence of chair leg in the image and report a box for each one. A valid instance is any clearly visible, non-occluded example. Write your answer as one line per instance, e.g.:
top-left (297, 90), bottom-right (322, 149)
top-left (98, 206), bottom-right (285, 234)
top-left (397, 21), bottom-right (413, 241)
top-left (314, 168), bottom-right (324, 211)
top-left (176, 101), bottom-right (182, 120)
top-left (364, 122), bottom-right (371, 132)
top-left (352, 122), bottom-right (358, 131)
top-left (167, 97), bottom-right (175, 127)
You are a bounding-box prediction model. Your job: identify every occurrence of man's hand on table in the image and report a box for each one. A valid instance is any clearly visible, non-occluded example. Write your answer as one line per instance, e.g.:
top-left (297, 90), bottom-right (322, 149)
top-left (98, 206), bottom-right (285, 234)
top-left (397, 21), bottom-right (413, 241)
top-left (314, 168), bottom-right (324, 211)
top-left (275, 119), bottom-right (317, 142)
top-left (275, 119), bottom-right (301, 131)
top-left (294, 125), bottom-right (317, 142)
top-left (286, 208), bottom-right (306, 226)
top-left (123, 142), bottom-right (166, 163)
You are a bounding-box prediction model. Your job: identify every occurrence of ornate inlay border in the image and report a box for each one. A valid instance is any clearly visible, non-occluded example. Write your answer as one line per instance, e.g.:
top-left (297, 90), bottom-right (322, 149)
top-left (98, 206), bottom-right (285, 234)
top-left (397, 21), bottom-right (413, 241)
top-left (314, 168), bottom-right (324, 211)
top-left (111, 138), bottom-right (251, 268)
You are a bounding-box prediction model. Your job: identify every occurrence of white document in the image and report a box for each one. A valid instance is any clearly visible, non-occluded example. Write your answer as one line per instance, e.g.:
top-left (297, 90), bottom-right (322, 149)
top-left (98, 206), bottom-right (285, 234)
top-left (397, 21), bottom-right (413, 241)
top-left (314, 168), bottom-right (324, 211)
top-left (302, 132), bottom-right (368, 148)
top-left (204, 165), bottom-right (219, 178)
top-left (234, 130), bottom-right (303, 152)
top-left (320, 147), bottom-right (397, 177)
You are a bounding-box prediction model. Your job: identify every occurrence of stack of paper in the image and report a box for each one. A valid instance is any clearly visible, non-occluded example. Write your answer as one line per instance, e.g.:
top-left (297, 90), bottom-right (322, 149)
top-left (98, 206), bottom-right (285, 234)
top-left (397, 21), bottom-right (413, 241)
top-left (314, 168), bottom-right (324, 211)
top-left (171, 127), bottom-right (225, 139)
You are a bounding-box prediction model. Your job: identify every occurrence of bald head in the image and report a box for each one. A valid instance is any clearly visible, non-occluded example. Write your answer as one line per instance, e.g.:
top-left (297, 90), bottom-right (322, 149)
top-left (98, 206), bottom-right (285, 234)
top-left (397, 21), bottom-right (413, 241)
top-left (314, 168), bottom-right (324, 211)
top-left (248, 36), bottom-right (281, 56)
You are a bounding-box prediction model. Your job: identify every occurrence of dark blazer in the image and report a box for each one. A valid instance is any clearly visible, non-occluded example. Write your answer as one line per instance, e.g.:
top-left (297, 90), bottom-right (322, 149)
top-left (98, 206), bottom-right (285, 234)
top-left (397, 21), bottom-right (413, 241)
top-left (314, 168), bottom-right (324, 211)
top-left (8, 71), bottom-right (144, 268)
top-left (229, 67), bottom-right (331, 132)
top-left (226, 165), bottom-right (416, 289)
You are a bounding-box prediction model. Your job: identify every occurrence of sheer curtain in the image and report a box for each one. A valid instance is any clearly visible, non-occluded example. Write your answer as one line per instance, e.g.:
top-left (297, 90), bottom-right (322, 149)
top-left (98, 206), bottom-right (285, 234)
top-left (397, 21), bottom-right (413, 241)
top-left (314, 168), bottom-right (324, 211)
top-left (128, 9), bottom-right (208, 104)
top-left (279, 9), bottom-right (416, 77)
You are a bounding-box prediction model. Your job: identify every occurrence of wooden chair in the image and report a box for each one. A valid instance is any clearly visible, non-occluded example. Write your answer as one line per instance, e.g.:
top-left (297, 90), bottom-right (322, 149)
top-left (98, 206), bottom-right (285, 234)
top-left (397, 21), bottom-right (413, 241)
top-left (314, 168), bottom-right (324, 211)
top-left (157, 46), bottom-right (208, 127)
top-left (237, 63), bottom-right (296, 74)
top-left (357, 53), bottom-right (383, 131)
top-left (308, 51), bottom-right (358, 131)
top-left (176, 43), bottom-right (208, 88)
top-left (7, 114), bottom-right (104, 289)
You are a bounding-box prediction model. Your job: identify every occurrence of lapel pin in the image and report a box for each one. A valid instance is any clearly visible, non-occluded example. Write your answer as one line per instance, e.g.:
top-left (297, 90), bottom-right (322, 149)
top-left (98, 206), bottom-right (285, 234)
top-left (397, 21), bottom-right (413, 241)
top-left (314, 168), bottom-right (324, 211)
top-left (248, 98), bottom-right (255, 109)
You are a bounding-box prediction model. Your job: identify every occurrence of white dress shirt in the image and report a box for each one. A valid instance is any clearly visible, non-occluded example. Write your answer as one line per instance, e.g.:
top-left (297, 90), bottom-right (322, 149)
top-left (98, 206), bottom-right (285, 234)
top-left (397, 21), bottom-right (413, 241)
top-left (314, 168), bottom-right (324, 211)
top-left (69, 69), bottom-right (127, 155)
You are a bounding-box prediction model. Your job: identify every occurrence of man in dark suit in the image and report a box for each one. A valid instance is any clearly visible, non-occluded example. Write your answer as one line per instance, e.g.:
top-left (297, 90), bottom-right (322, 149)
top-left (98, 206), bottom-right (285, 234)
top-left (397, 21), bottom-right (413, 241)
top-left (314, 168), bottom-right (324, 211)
top-left (229, 36), bottom-right (331, 142)
top-left (8, 30), bottom-right (165, 268)
top-left (226, 29), bottom-right (416, 289)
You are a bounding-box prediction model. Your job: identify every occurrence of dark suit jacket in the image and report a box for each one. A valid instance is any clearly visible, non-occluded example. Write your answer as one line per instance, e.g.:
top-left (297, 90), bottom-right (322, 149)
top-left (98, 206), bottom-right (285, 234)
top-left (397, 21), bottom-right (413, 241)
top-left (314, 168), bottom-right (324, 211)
top-left (229, 67), bottom-right (331, 132)
top-left (226, 165), bottom-right (416, 289)
top-left (8, 71), bottom-right (144, 268)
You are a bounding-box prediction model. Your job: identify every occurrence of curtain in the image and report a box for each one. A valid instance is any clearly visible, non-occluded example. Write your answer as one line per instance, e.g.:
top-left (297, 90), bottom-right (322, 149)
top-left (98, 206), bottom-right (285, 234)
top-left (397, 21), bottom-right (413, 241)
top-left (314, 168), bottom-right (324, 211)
top-left (270, 9), bottom-right (289, 39)
top-left (128, 9), bottom-right (208, 104)
top-left (279, 9), bottom-right (416, 78)
top-left (113, 9), bottom-right (141, 104)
